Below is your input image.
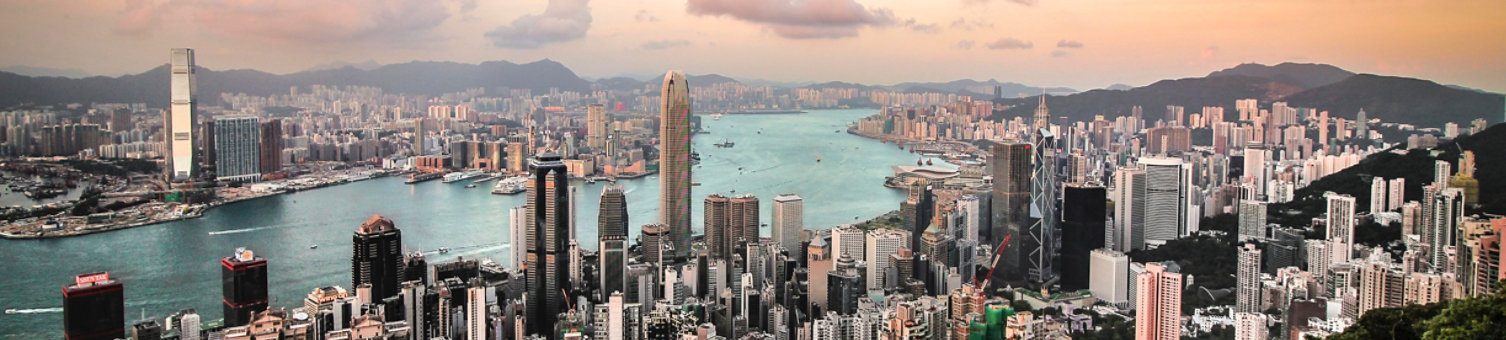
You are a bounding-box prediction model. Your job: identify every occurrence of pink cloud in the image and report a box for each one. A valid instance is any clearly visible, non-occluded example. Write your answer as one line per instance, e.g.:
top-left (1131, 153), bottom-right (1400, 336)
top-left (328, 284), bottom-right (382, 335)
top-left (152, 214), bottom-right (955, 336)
top-left (687, 0), bottom-right (897, 39)
top-left (486, 0), bottom-right (593, 48)
top-left (112, 0), bottom-right (466, 45)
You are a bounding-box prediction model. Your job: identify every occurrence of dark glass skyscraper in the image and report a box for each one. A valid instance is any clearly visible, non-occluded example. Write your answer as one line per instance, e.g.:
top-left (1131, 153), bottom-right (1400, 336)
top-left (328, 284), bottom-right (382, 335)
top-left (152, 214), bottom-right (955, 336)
top-left (63, 272), bottom-right (124, 340)
top-left (989, 142), bottom-right (1032, 290)
top-left (259, 119), bottom-right (282, 174)
top-left (353, 214), bottom-right (403, 302)
top-left (525, 153), bottom-right (570, 336)
top-left (1059, 183), bottom-right (1106, 291)
top-left (221, 247), bottom-right (268, 327)
top-left (599, 184), bottom-right (629, 298)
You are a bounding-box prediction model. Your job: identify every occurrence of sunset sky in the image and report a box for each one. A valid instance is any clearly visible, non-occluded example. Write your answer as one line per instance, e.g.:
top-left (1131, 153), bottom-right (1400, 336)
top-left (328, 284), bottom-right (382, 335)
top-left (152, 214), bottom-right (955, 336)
top-left (2, 0), bottom-right (1503, 92)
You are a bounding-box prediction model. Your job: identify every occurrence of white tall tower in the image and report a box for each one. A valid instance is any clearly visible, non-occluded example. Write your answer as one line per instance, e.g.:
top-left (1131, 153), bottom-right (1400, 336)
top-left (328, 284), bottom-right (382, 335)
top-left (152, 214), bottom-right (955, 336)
top-left (168, 48), bottom-right (197, 181)
top-left (1326, 193), bottom-right (1356, 264)
top-left (772, 194), bottom-right (805, 255)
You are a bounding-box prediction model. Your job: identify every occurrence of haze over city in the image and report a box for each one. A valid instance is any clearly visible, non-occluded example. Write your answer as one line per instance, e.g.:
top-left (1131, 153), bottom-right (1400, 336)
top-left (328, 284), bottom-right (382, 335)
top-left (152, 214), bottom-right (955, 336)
top-left (3, 0), bottom-right (1505, 92)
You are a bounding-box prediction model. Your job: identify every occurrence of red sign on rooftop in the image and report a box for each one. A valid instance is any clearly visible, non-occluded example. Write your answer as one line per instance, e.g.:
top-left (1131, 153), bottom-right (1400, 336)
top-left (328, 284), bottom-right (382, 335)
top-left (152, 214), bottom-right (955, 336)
top-left (74, 272), bottom-right (110, 286)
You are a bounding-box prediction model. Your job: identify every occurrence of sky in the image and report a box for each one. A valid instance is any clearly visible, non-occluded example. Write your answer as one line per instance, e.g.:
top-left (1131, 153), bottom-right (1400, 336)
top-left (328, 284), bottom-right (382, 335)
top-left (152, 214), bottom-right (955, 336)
top-left (1, 0), bottom-right (1503, 93)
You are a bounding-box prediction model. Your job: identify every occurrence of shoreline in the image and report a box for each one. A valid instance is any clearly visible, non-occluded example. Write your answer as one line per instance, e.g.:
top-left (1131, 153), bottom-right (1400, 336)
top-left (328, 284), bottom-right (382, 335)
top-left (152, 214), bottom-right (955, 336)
top-left (0, 171), bottom-right (393, 240)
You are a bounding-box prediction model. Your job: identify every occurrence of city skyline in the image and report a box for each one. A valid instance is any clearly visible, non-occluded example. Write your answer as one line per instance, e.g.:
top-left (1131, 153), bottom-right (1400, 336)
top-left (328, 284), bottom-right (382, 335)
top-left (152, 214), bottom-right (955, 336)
top-left (2, 1), bottom-right (1505, 93)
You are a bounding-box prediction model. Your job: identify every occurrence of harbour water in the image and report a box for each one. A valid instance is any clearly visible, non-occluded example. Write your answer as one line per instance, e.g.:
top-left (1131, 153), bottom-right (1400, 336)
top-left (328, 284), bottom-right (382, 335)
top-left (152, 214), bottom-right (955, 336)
top-left (0, 109), bottom-right (948, 337)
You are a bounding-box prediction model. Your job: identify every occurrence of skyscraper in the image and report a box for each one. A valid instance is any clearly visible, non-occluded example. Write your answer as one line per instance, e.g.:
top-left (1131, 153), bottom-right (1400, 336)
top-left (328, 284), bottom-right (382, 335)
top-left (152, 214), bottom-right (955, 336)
top-left (525, 153), bottom-right (570, 336)
top-left (772, 194), bottom-right (805, 255)
top-left (1089, 249), bottom-right (1129, 307)
top-left (1236, 244), bottom-right (1263, 313)
top-left (167, 48), bottom-right (197, 182)
top-left (599, 184), bottom-right (629, 298)
top-left (957, 195), bottom-right (981, 244)
top-left (213, 116), bottom-right (261, 182)
top-left (221, 248), bottom-right (268, 327)
top-left (1029, 96), bottom-right (1058, 285)
top-left (1113, 167), bottom-right (1147, 252)
top-left (659, 71), bottom-right (693, 259)
top-left (1142, 157), bottom-right (1193, 246)
top-left (1059, 183), bottom-right (1106, 291)
top-left (63, 272), bottom-right (125, 340)
top-left (353, 214), bottom-right (403, 302)
top-left (705, 194), bottom-right (759, 260)
top-left (1135, 262), bottom-right (1183, 340)
top-left (866, 228), bottom-right (909, 289)
top-left (901, 183), bottom-right (934, 280)
top-left (1237, 200), bottom-right (1267, 242)
top-left (1326, 193), bottom-right (1356, 264)
top-left (989, 142), bottom-right (1031, 288)
top-left (259, 119), bottom-right (282, 174)
top-left (587, 104), bottom-right (608, 151)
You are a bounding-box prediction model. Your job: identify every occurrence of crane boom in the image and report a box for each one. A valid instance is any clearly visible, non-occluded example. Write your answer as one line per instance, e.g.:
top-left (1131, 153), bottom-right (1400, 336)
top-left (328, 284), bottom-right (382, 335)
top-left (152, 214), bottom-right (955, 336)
top-left (974, 234), bottom-right (1013, 288)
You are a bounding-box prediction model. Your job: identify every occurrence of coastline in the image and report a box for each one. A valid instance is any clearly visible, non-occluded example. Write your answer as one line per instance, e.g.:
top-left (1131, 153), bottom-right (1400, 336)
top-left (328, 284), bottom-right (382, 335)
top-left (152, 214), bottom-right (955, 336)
top-left (0, 171), bottom-right (393, 240)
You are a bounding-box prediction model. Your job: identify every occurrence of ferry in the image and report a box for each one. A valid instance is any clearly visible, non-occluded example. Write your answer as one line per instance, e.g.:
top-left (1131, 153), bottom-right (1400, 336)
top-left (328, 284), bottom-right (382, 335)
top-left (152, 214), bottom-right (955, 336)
top-left (714, 140), bottom-right (735, 148)
top-left (710, 113), bottom-right (724, 120)
top-left (442, 170), bottom-right (485, 183)
top-left (491, 176), bottom-right (527, 195)
top-left (405, 172), bottom-right (443, 184)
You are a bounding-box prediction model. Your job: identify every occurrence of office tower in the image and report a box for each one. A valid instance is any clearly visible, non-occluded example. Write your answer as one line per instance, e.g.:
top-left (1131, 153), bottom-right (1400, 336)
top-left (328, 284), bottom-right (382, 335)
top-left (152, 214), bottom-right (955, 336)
top-left (705, 194), bottom-right (759, 260)
top-left (1060, 183), bottom-right (1106, 291)
top-left (599, 184), bottom-right (629, 297)
top-left (660, 71), bottom-right (693, 259)
top-left (170, 309), bottom-right (201, 340)
top-left (1243, 145), bottom-right (1269, 199)
top-left (466, 280), bottom-right (487, 340)
top-left (831, 224), bottom-right (865, 261)
top-left (509, 206), bottom-right (527, 270)
top-left (989, 142), bottom-right (1031, 287)
top-left (63, 272), bottom-right (125, 340)
top-left (1236, 244), bottom-right (1263, 313)
top-left (1387, 177), bottom-right (1403, 210)
top-left (1135, 263), bottom-right (1182, 340)
top-left (525, 153), bottom-right (570, 337)
top-left (132, 320), bottom-right (163, 340)
top-left (827, 255), bottom-right (864, 315)
top-left (221, 248), bottom-right (269, 327)
top-left (1238, 200), bottom-right (1267, 242)
top-left (772, 194), bottom-right (804, 255)
top-left (866, 228), bottom-right (908, 289)
top-left (606, 292), bottom-right (625, 340)
top-left (1146, 126), bottom-right (1191, 155)
top-left (258, 119), bottom-right (282, 174)
top-left (1327, 193), bottom-right (1356, 263)
top-left (1029, 100), bottom-right (1058, 285)
top-left (353, 214), bottom-right (403, 302)
top-left (641, 224), bottom-right (670, 267)
top-left (167, 48), bottom-right (197, 182)
top-left (1423, 185), bottom-right (1465, 272)
top-left (213, 116), bottom-right (261, 182)
top-left (1113, 167), bottom-right (1147, 252)
top-left (958, 195), bottom-right (981, 244)
top-left (1089, 249), bottom-right (1129, 307)
top-left (901, 183), bottom-right (934, 280)
top-left (110, 108), bottom-right (131, 132)
top-left (1143, 157), bottom-right (1193, 245)
top-left (1354, 108), bottom-right (1368, 139)
top-left (587, 104), bottom-right (607, 150)
top-left (807, 235), bottom-right (833, 313)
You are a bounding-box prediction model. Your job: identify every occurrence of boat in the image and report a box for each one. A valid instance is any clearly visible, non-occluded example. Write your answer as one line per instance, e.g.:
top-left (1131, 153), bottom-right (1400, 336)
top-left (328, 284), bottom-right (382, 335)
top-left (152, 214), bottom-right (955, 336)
top-left (309, 244), bottom-right (318, 249)
top-left (926, 159), bottom-right (933, 166)
top-left (442, 170), bottom-right (485, 183)
top-left (465, 184), bottom-right (477, 188)
top-left (438, 247), bottom-right (450, 254)
top-left (714, 140), bottom-right (735, 148)
top-left (585, 177), bottom-right (597, 184)
top-left (917, 158), bottom-right (924, 166)
top-left (710, 113), bottom-right (724, 120)
top-left (491, 176), bottom-right (527, 195)
top-left (405, 172), bottom-right (443, 184)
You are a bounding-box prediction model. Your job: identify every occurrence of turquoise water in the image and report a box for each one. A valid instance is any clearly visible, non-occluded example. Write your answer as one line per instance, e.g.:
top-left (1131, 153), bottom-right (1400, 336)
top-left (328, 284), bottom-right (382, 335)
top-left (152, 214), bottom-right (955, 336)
top-left (0, 109), bottom-right (943, 337)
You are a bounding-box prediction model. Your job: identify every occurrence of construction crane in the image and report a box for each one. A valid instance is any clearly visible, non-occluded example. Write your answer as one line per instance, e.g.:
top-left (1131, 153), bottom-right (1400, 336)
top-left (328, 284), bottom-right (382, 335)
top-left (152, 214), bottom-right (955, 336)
top-left (972, 233), bottom-right (1014, 288)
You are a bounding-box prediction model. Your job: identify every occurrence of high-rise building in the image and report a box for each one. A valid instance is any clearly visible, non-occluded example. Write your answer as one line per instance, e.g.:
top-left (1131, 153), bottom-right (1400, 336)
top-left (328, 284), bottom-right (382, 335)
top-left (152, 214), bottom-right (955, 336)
top-left (989, 142), bottom-right (1032, 288)
top-left (1234, 313), bottom-right (1267, 340)
top-left (1029, 100), bottom-right (1058, 285)
top-left (167, 48), bottom-right (197, 182)
top-left (1434, 160), bottom-right (1452, 186)
top-left (259, 119), bottom-right (282, 174)
top-left (1354, 108), bottom-right (1369, 139)
top-left (466, 280), bottom-right (487, 340)
top-left (1423, 185), bottom-right (1465, 271)
top-left (1238, 200), bottom-right (1267, 242)
top-left (831, 225), bottom-right (865, 261)
top-left (641, 224), bottom-right (670, 267)
top-left (63, 272), bottom-right (125, 340)
top-left (772, 194), bottom-right (805, 256)
top-left (957, 195), bottom-right (982, 244)
top-left (866, 228), bottom-right (909, 289)
top-left (1236, 244), bottom-right (1263, 313)
top-left (509, 206), bottom-right (527, 270)
top-left (221, 248), bottom-right (268, 327)
top-left (1113, 167), bottom-right (1147, 252)
top-left (1135, 262), bottom-right (1183, 340)
top-left (901, 183), bottom-right (935, 282)
top-left (109, 108), bottom-right (132, 132)
top-left (1060, 183), bottom-right (1106, 291)
top-left (1326, 193), bottom-right (1356, 264)
top-left (659, 71), bottom-right (693, 259)
top-left (1370, 177), bottom-right (1387, 214)
top-left (599, 184), bottom-right (629, 298)
top-left (1089, 249), bottom-right (1129, 307)
top-left (1143, 157), bottom-right (1193, 245)
top-left (808, 234), bottom-right (833, 313)
top-left (213, 116), bottom-right (261, 182)
top-left (706, 193), bottom-right (759, 260)
top-left (1388, 178), bottom-right (1406, 212)
top-left (524, 153), bottom-right (570, 337)
top-left (587, 104), bottom-right (608, 151)
top-left (353, 214), bottom-right (403, 302)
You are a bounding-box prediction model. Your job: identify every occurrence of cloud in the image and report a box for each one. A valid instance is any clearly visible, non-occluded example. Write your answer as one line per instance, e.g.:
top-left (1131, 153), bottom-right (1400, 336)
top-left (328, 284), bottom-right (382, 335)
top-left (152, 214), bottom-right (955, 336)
top-left (642, 39), bottom-right (692, 50)
top-left (1200, 46), bottom-right (1219, 60)
top-left (122, 0), bottom-right (466, 45)
top-left (955, 40), bottom-right (976, 50)
top-left (1051, 50), bottom-right (1069, 57)
top-left (910, 23), bottom-right (941, 34)
top-left (635, 10), bottom-right (660, 22)
top-left (986, 38), bottom-right (1033, 50)
top-left (949, 18), bottom-right (993, 31)
top-left (1056, 40), bottom-right (1083, 48)
top-left (487, 0), bottom-right (592, 49)
top-left (686, 0), bottom-right (897, 39)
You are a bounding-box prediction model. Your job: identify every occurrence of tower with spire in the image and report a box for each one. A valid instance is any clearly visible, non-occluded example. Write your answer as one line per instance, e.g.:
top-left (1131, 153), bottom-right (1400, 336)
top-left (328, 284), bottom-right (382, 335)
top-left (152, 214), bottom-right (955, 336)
top-left (1033, 94), bottom-right (1050, 131)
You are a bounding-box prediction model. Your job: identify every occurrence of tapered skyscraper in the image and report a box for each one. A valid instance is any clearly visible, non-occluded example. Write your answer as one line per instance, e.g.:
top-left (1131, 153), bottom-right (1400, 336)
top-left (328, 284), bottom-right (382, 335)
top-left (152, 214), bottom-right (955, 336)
top-left (167, 48), bottom-right (197, 182)
top-left (659, 71), bottom-right (692, 259)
